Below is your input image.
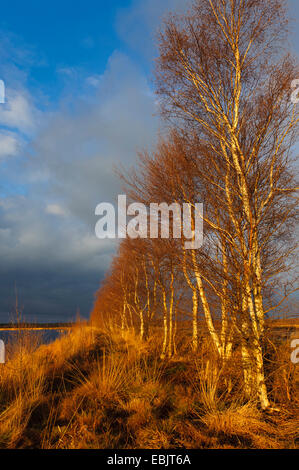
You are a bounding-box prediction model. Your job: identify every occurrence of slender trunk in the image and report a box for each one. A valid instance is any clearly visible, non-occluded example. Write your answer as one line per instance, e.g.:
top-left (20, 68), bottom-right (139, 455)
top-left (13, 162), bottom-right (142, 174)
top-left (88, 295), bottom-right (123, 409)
top-left (167, 272), bottom-right (175, 358)
top-left (191, 249), bottom-right (222, 356)
top-left (242, 286), bottom-right (270, 408)
top-left (252, 337), bottom-right (270, 409)
top-left (121, 302), bottom-right (127, 336)
top-left (161, 287), bottom-right (168, 360)
top-left (192, 289), bottom-right (199, 352)
top-left (140, 310), bottom-right (144, 341)
top-left (252, 233), bottom-right (265, 336)
top-left (181, 244), bottom-right (199, 353)
top-left (143, 257), bottom-right (151, 340)
top-left (220, 237), bottom-right (232, 361)
top-left (241, 341), bottom-right (253, 398)
top-left (127, 304), bottom-right (134, 330)
top-left (168, 308), bottom-right (173, 358)
top-left (241, 296), bottom-right (255, 397)
top-left (173, 306), bottom-right (178, 356)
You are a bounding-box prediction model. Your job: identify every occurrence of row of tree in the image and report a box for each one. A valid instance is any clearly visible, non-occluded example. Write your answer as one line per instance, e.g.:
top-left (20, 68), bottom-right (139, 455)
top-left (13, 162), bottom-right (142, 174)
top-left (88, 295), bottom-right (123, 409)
top-left (92, 0), bottom-right (299, 410)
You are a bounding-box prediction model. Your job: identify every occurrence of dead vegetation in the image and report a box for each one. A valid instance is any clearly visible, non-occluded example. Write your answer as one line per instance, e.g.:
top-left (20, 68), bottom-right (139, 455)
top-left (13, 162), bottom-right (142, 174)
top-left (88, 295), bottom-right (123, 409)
top-left (0, 322), bottom-right (297, 449)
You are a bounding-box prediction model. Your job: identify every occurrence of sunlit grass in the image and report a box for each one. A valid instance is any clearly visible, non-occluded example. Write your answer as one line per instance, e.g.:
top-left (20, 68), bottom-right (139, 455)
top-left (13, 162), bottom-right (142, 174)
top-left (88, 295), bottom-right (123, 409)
top-left (0, 321), bottom-right (297, 449)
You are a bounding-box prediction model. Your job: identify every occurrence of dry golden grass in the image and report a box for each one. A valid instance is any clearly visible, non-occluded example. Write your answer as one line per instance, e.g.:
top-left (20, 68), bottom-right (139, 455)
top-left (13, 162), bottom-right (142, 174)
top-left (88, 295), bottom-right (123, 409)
top-left (0, 322), bottom-right (298, 449)
top-left (198, 403), bottom-right (279, 448)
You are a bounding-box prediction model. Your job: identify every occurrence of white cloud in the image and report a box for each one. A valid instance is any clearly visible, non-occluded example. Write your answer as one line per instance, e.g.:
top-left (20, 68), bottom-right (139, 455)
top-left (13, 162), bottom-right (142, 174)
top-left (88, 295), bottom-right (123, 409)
top-left (85, 75), bottom-right (102, 88)
top-left (0, 131), bottom-right (20, 158)
top-left (46, 204), bottom-right (67, 216)
top-left (116, 0), bottom-right (192, 59)
top-left (0, 90), bottom-right (35, 133)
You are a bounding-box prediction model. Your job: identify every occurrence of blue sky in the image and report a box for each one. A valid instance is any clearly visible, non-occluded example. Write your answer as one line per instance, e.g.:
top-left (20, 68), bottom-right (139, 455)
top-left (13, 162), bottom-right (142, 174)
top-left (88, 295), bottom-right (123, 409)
top-left (0, 0), bottom-right (184, 105)
top-left (0, 1), bottom-right (130, 100)
top-left (0, 0), bottom-right (298, 322)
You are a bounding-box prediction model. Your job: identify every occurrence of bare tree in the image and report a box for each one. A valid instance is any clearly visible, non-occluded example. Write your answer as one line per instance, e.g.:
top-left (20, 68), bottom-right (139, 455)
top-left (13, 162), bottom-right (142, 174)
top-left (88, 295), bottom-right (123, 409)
top-left (155, 0), bottom-right (299, 408)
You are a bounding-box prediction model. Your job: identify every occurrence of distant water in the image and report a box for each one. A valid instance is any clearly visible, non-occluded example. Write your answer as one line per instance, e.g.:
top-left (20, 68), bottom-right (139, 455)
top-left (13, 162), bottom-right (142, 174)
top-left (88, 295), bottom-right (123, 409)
top-left (0, 329), bottom-right (65, 347)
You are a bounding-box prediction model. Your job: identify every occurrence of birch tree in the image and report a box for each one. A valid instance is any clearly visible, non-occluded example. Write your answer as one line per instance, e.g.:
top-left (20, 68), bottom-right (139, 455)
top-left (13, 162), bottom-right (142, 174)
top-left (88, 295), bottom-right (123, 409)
top-left (155, 0), bottom-right (299, 409)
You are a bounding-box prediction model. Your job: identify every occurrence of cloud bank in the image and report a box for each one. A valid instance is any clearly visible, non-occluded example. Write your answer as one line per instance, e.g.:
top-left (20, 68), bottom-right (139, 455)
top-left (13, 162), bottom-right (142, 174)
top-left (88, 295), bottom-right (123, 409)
top-left (0, 47), bottom-right (159, 322)
top-left (0, 1), bottom-right (194, 322)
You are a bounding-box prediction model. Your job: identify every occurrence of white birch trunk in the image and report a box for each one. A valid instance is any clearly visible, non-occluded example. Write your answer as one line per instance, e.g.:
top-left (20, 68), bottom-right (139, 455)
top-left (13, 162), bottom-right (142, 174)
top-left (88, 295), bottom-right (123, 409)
top-left (192, 289), bottom-right (199, 352)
